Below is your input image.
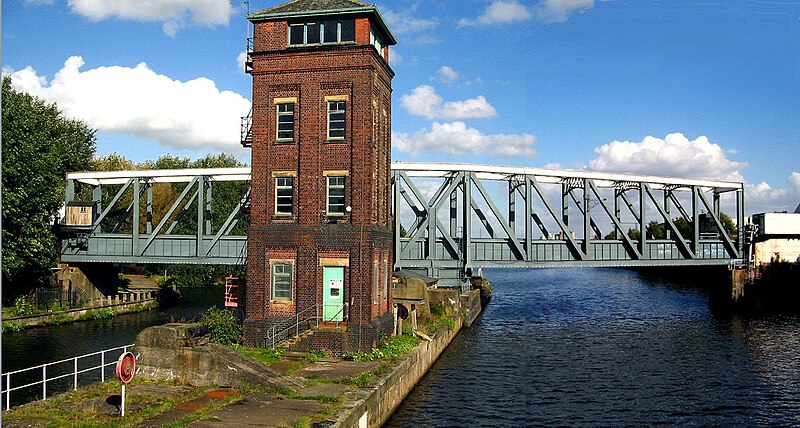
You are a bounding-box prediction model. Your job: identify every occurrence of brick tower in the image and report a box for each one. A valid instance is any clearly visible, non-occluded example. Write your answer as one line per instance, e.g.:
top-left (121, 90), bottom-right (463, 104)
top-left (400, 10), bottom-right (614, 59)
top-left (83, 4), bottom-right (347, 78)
top-left (242, 0), bottom-right (396, 353)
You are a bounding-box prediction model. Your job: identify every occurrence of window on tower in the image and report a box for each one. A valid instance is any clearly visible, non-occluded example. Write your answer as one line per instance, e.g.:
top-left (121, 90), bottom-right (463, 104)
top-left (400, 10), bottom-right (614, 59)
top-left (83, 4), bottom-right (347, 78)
top-left (276, 103), bottom-right (294, 140)
top-left (288, 19), bottom-right (356, 46)
top-left (327, 176), bottom-right (346, 216)
top-left (271, 262), bottom-right (293, 301)
top-left (275, 177), bottom-right (293, 215)
top-left (327, 100), bottom-right (346, 139)
top-left (370, 28), bottom-right (385, 59)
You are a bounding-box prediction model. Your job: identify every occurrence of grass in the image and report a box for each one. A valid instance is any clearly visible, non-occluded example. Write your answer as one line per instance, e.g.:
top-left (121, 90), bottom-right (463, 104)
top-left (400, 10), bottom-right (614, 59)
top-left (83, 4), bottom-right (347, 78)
top-left (341, 334), bottom-right (421, 362)
top-left (236, 346), bottom-right (286, 365)
top-left (2, 379), bottom-right (219, 428)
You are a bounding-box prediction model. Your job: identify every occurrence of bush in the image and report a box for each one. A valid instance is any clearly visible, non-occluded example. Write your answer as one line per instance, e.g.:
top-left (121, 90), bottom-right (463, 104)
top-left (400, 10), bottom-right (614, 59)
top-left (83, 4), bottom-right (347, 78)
top-left (429, 301), bottom-right (445, 316)
top-left (2, 321), bottom-right (23, 333)
top-left (342, 334), bottom-right (420, 362)
top-left (12, 296), bottom-right (36, 316)
top-left (200, 307), bottom-right (244, 346)
top-left (79, 308), bottom-right (117, 320)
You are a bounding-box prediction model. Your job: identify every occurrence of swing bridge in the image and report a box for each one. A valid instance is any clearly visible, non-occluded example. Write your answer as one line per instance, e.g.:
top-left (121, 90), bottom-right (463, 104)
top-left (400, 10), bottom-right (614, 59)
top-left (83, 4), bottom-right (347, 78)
top-left (58, 162), bottom-right (746, 285)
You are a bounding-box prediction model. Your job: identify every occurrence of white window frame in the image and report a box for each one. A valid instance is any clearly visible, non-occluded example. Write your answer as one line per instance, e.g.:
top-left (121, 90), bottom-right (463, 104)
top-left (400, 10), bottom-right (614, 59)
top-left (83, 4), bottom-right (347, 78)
top-left (271, 261), bottom-right (293, 301)
top-left (288, 20), bottom-right (355, 46)
top-left (276, 103), bottom-right (294, 141)
top-left (327, 100), bottom-right (346, 140)
top-left (274, 177), bottom-right (293, 215)
top-left (326, 175), bottom-right (346, 216)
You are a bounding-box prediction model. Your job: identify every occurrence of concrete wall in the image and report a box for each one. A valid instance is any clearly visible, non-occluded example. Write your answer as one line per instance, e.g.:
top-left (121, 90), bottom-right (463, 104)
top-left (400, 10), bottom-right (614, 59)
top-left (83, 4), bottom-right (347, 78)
top-left (754, 239), bottom-right (800, 265)
top-left (4, 296), bottom-right (156, 329)
top-left (331, 289), bottom-right (482, 428)
top-left (135, 323), bottom-right (301, 389)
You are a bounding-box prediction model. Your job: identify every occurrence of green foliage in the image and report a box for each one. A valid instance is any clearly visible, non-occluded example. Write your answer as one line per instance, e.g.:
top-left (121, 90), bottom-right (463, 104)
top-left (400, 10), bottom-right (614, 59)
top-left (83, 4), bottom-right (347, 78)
top-left (342, 334), bottom-right (420, 362)
top-left (11, 296), bottom-right (37, 316)
top-left (719, 212), bottom-right (737, 237)
top-left (79, 308), bottom-right (117, 320)
top-left (2, 322), bottom-right (23, 333)
top-left (429, 301), bottom-right (445, 316)
top-left (200, 307), bottom-right (244, 346)
top-left (1, 77), bottom-right (96, 298)
top-left (237, 347), bottom-right (285, 365)
top-left (437, 316), bottom-right (456, 332)
top-left (47, 312), bottom-right (73, 325)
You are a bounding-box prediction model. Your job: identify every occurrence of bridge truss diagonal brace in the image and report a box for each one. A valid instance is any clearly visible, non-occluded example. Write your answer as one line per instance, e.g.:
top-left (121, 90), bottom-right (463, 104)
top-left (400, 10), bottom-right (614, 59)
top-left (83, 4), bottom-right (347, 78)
top-left (695, 188), bottom-right (740, 258)
top-left (528, 176), bottom-right (586, 261)
top-left (587, 180), bottom-right (642, 260)
top-left (469, 173), bottom-right (526, 261)
top-left (398, 172), bottom-right (463, 261)
top-left (642, 183), bottom-right (695, 259)
top-left (138, 177), bottom-right (201, 256)
top-left (206, 187), bottom-right (252, 257)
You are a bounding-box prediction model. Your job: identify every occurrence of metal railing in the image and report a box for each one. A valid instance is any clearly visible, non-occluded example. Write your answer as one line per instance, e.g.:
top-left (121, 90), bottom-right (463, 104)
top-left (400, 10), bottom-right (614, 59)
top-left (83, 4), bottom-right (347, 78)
top-left (260, 303), bottom-right (349, 348)
top-left (1, 344), bottom-right (133, 410)
top-left (240, 108), bottom-right (253, 147)
top-left (262, 304), bottom-right (319, 348)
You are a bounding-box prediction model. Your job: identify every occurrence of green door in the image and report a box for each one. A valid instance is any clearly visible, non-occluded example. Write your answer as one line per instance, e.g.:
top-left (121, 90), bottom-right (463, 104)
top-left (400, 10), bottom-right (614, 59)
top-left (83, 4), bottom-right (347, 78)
top-left (322, 266), bottom-right (345, 322)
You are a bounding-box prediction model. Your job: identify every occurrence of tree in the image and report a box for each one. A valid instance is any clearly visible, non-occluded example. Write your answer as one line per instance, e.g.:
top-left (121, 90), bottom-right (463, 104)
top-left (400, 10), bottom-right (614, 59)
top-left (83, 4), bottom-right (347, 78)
top-left (2, 77), bottom-right (96, 299)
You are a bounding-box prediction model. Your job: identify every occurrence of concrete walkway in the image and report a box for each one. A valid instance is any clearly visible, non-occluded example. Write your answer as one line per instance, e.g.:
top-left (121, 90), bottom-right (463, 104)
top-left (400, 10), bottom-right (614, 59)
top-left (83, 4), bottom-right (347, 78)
top-left (129, 358), bottom-right (384, 427)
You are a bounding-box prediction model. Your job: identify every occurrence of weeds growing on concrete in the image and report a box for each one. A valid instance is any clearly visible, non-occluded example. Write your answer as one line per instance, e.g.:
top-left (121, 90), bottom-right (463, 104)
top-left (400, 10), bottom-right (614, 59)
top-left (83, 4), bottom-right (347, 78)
top-left (342, 334), bottom-right (420, 362)
top-left (2, 379), bottom-right (218, 427)
top-left (236, 346), bottom-right (285, 365)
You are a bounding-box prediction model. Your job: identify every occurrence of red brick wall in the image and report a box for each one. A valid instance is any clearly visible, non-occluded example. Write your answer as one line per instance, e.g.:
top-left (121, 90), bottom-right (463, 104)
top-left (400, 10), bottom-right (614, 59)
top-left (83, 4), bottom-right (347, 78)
top-left (244, 15), bottom-right (394, 350)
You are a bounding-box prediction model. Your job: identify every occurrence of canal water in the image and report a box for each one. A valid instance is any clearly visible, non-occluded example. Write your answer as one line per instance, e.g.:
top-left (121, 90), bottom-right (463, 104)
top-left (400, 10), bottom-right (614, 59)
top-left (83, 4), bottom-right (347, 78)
top-left (386, 268), bottom-right (800, 427)
top-left (1, 287), bottom-right (223, 406)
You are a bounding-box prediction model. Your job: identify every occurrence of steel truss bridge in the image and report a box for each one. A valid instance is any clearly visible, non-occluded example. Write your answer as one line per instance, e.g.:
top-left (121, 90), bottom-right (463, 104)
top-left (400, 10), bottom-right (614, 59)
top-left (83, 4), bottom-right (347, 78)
top-left (60, 163), bottom-right (745, 284)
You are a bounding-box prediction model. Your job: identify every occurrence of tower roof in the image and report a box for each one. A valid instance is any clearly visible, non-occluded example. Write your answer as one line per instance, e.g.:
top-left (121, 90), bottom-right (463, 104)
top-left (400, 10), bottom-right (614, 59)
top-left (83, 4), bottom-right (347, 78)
top-left (256, 0), bottom-right (372, 14)
top-left (249, 0), bottom-right (396, 45)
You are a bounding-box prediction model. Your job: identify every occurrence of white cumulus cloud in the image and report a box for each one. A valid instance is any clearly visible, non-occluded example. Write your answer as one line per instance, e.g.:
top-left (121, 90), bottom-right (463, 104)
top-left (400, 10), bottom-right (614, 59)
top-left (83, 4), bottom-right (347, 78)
top-left (381, 8), bottom-right (437, 34)
top-left (400, 85), bottom-right (497, 120)
top-left (459, 0), bottom-right (532, 26)
top-left (745, 182), bottom-right (794, 214)
top-left (393, 122), bottom-right (536, 158)
top-left (791, 172), bottom-right (800, 195)
top-left (535, 0), bottom-right (594, 23)
top-left (588, 133), bottom-right (747, 181)
top-left (236, 51), bottom-right (248, 73)
top-left (68, 0), bottom-right (232, 36)
top-left (435, 66), bottom-right (460, 85)
top-left (5, 56), bottom-right (251, 153)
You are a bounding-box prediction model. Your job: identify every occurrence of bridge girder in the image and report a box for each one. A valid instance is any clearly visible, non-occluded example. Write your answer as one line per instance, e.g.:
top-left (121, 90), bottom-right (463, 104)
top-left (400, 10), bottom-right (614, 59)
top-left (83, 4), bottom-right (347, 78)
top-left (58, 164), bottom-right (746, 285)
top-left (392, 163), bottom-right (745, 286)
top-left (60, 168), bottom-right (250, 265)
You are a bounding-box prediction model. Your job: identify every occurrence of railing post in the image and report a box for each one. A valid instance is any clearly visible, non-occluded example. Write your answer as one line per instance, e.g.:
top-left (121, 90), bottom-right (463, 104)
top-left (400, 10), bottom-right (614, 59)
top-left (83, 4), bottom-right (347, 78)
top-left (6, 374), bottom-right (11, 410)
top-left (74, 357), bottom-right (78, 390)
top-left (101, 352), bottom-right (105, 382)
top-left (42, 366), bottom-right (47, 400)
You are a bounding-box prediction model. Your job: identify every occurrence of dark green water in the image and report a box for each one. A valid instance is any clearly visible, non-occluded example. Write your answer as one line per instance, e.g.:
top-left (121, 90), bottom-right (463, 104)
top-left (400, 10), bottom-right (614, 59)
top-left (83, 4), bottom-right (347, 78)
top-left (386, 268), bottom-right (800, 427)
top-left (1, 287), bottom-right (223, 407)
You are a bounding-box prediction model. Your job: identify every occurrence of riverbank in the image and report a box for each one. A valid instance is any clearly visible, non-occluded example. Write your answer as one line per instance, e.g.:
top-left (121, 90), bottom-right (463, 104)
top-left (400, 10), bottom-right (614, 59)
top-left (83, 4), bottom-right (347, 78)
top-left (3, 288), bottom-right (482, 427)
top-left (2, 294), bottom-right (158, 332)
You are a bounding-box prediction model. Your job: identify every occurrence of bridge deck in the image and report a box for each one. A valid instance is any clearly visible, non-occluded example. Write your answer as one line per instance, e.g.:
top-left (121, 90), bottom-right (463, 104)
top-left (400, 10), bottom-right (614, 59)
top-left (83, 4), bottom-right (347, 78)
top-left (59, 163), bottom-right (746, 281)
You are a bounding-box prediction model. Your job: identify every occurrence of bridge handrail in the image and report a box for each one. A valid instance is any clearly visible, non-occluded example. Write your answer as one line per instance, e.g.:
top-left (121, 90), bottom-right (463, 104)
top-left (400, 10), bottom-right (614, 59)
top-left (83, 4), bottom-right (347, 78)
top-left (1, 344), bottom-right (133, 411)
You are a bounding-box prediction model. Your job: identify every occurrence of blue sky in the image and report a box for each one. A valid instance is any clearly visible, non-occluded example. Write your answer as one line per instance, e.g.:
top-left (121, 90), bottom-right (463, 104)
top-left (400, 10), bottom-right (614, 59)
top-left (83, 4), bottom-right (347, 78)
top-left (3, 0), bottom-right (800, 214)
